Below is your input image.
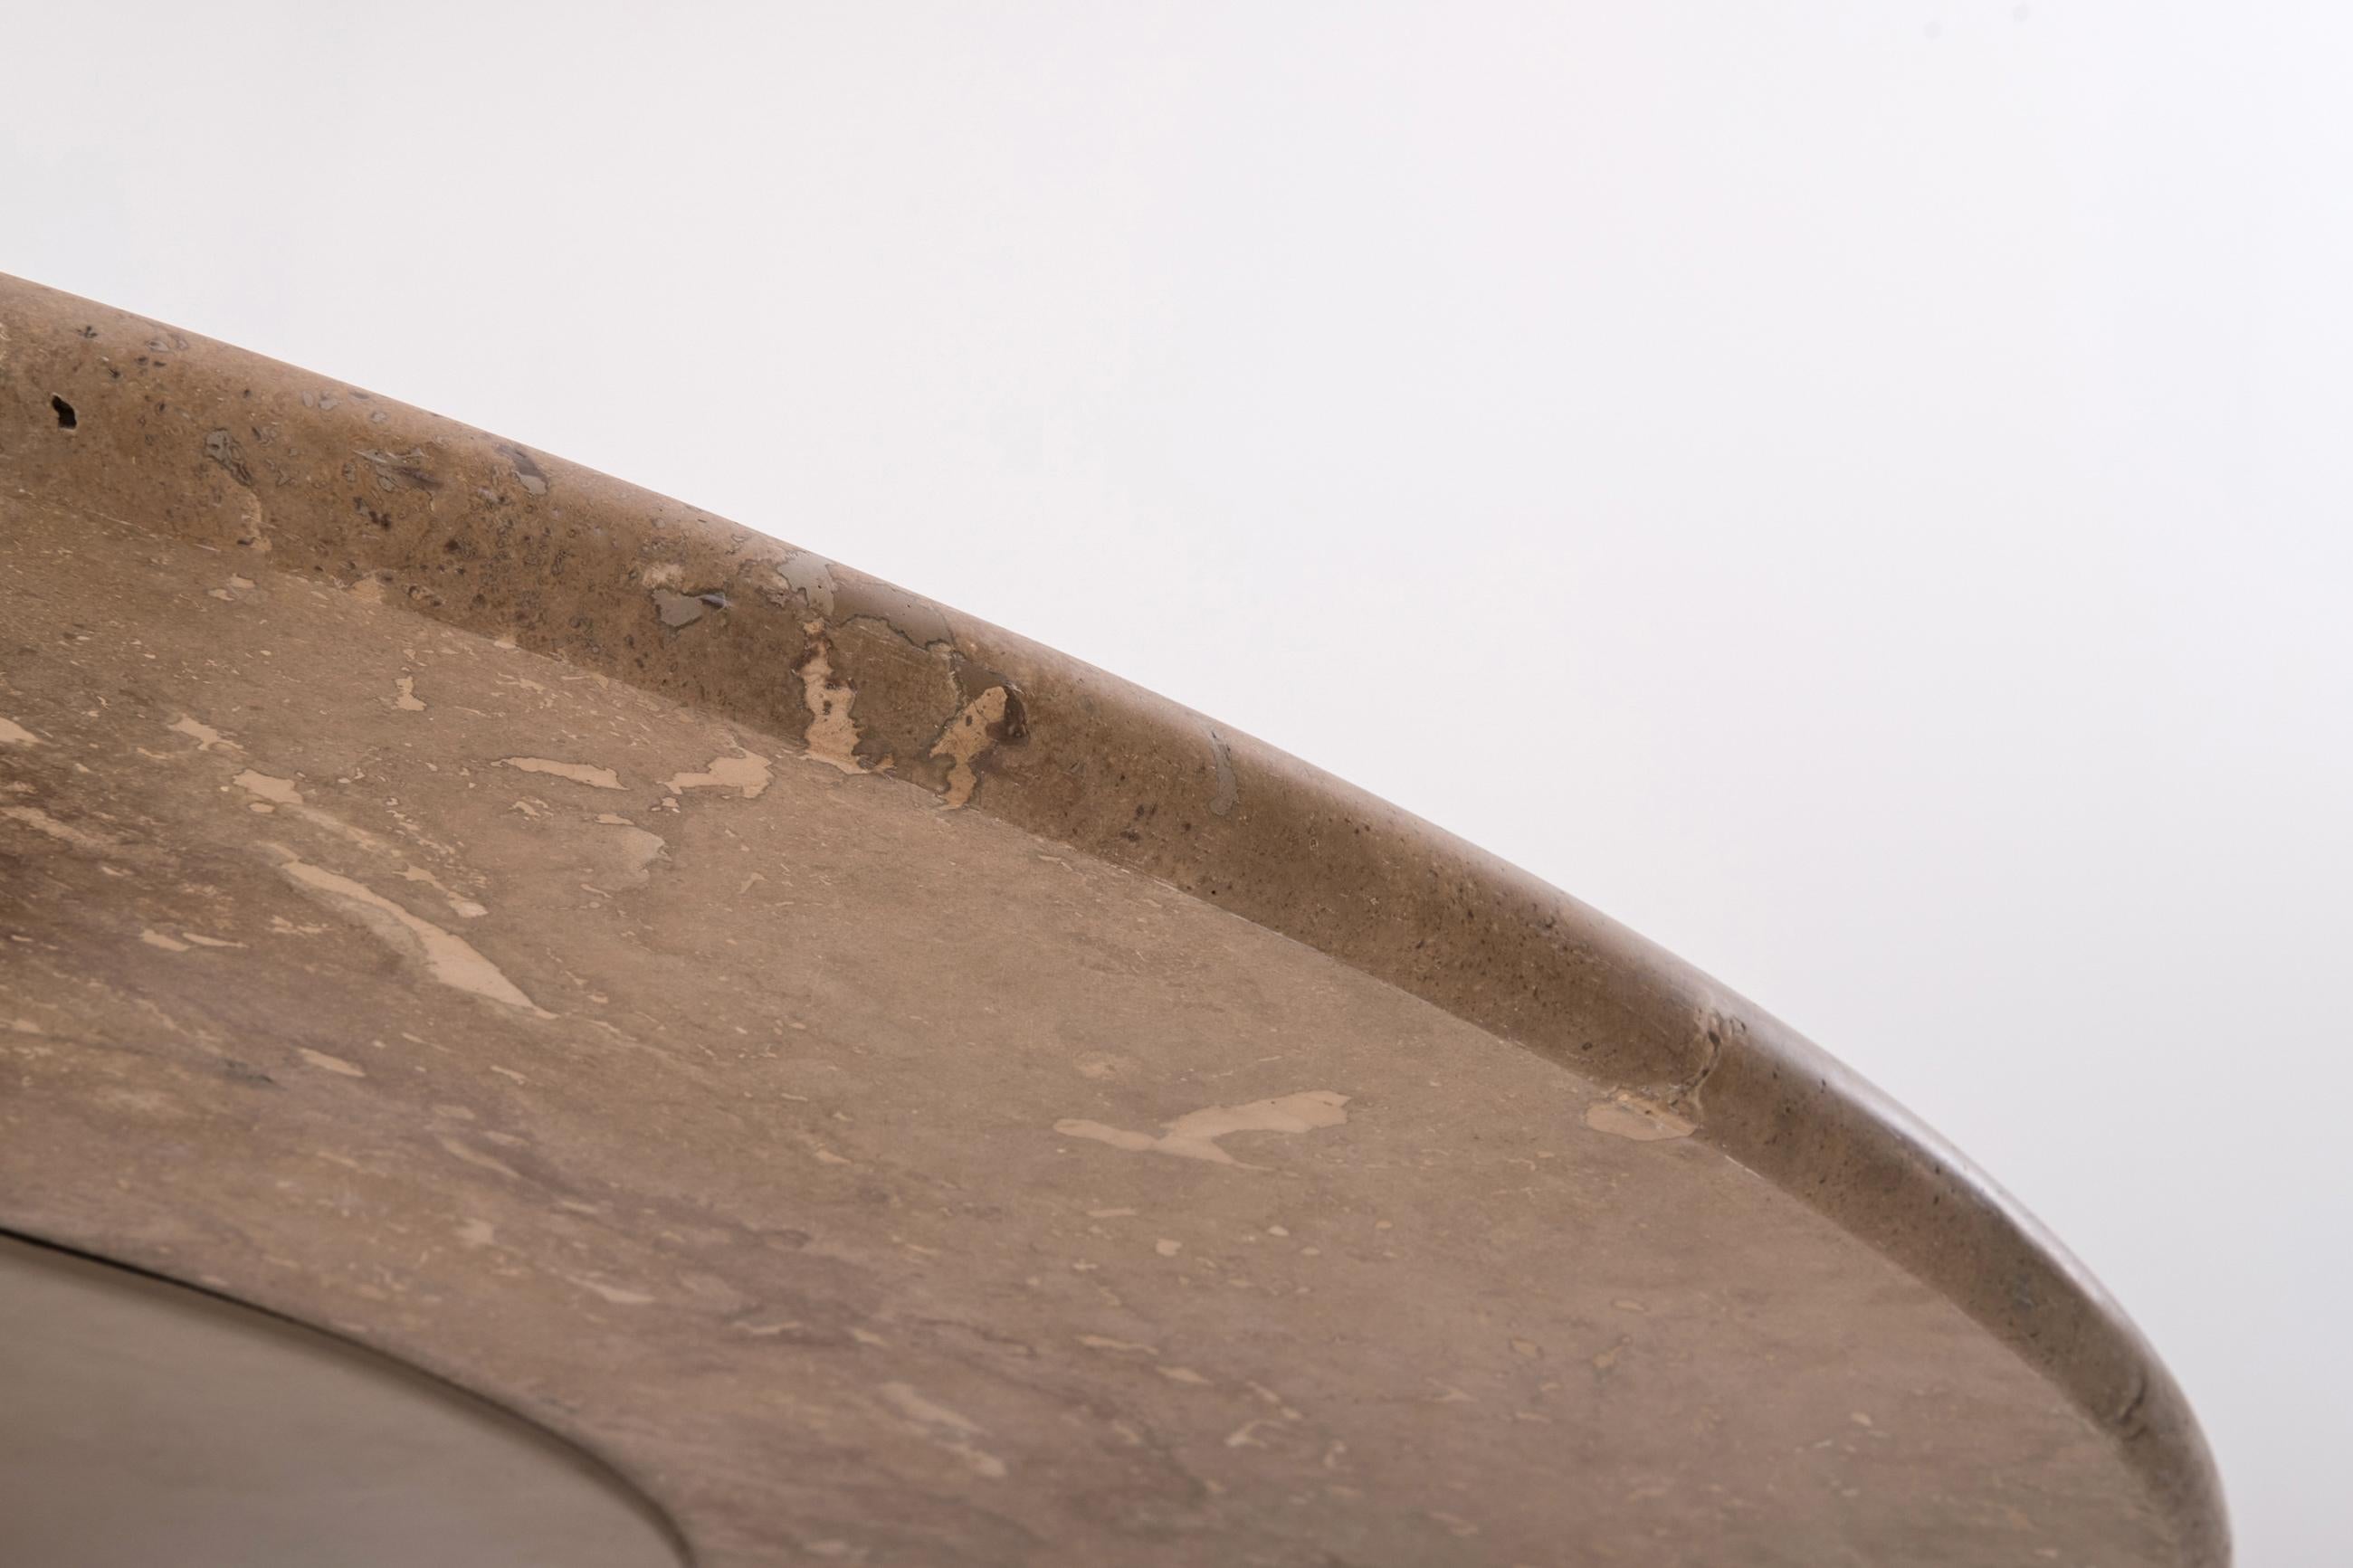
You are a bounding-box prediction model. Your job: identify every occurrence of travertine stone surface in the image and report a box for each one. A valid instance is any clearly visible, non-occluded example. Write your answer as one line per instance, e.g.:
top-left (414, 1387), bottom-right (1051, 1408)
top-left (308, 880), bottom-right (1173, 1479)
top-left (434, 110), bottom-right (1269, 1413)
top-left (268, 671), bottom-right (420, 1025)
top-left (0, 275), bottom-right (2224, 1564)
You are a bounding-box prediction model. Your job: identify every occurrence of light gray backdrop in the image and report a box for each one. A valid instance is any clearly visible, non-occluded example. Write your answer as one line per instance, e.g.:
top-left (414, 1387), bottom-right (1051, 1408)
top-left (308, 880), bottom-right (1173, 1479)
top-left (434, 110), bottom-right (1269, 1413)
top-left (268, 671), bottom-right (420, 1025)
top-left (8, 4), bottom-right (2345, 1559)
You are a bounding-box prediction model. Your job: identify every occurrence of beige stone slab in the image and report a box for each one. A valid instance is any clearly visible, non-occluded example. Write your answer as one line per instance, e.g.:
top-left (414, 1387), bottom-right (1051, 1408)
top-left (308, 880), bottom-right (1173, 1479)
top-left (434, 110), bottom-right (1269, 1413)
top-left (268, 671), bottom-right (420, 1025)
top-left (0, 274), bottom-right (2223, 1564)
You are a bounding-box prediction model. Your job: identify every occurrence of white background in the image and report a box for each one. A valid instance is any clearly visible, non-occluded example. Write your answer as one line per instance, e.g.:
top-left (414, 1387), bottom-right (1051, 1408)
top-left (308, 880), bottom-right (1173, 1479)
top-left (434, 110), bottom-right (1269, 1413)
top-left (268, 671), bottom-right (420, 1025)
top-left (8, 4), bottom-right (2347, 1558)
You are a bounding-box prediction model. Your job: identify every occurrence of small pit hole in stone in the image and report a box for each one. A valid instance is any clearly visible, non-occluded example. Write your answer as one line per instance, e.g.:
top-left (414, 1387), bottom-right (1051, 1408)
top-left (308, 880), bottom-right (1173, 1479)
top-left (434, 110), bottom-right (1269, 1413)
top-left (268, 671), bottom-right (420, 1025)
top-left (51, 395), bottom-right (78, 431)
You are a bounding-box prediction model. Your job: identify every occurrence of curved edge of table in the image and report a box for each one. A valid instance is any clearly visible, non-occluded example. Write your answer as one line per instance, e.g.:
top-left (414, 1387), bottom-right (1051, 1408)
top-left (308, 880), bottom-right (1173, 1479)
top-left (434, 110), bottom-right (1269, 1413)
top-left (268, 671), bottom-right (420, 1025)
top-left (0, 271), bottom-right (2227, 1565)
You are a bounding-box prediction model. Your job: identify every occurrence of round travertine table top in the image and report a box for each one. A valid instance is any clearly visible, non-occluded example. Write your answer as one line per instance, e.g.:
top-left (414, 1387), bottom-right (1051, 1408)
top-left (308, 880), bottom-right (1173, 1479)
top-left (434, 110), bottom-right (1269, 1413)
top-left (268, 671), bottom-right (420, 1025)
top-left (0, 274), bottom-right (2224, 1565)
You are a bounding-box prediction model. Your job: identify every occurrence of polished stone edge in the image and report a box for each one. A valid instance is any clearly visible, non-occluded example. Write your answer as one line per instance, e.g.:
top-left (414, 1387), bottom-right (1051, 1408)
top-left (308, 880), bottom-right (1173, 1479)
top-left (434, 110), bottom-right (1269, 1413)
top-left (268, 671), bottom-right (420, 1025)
top-left (0, 272), bottom-right (2225, 1564)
